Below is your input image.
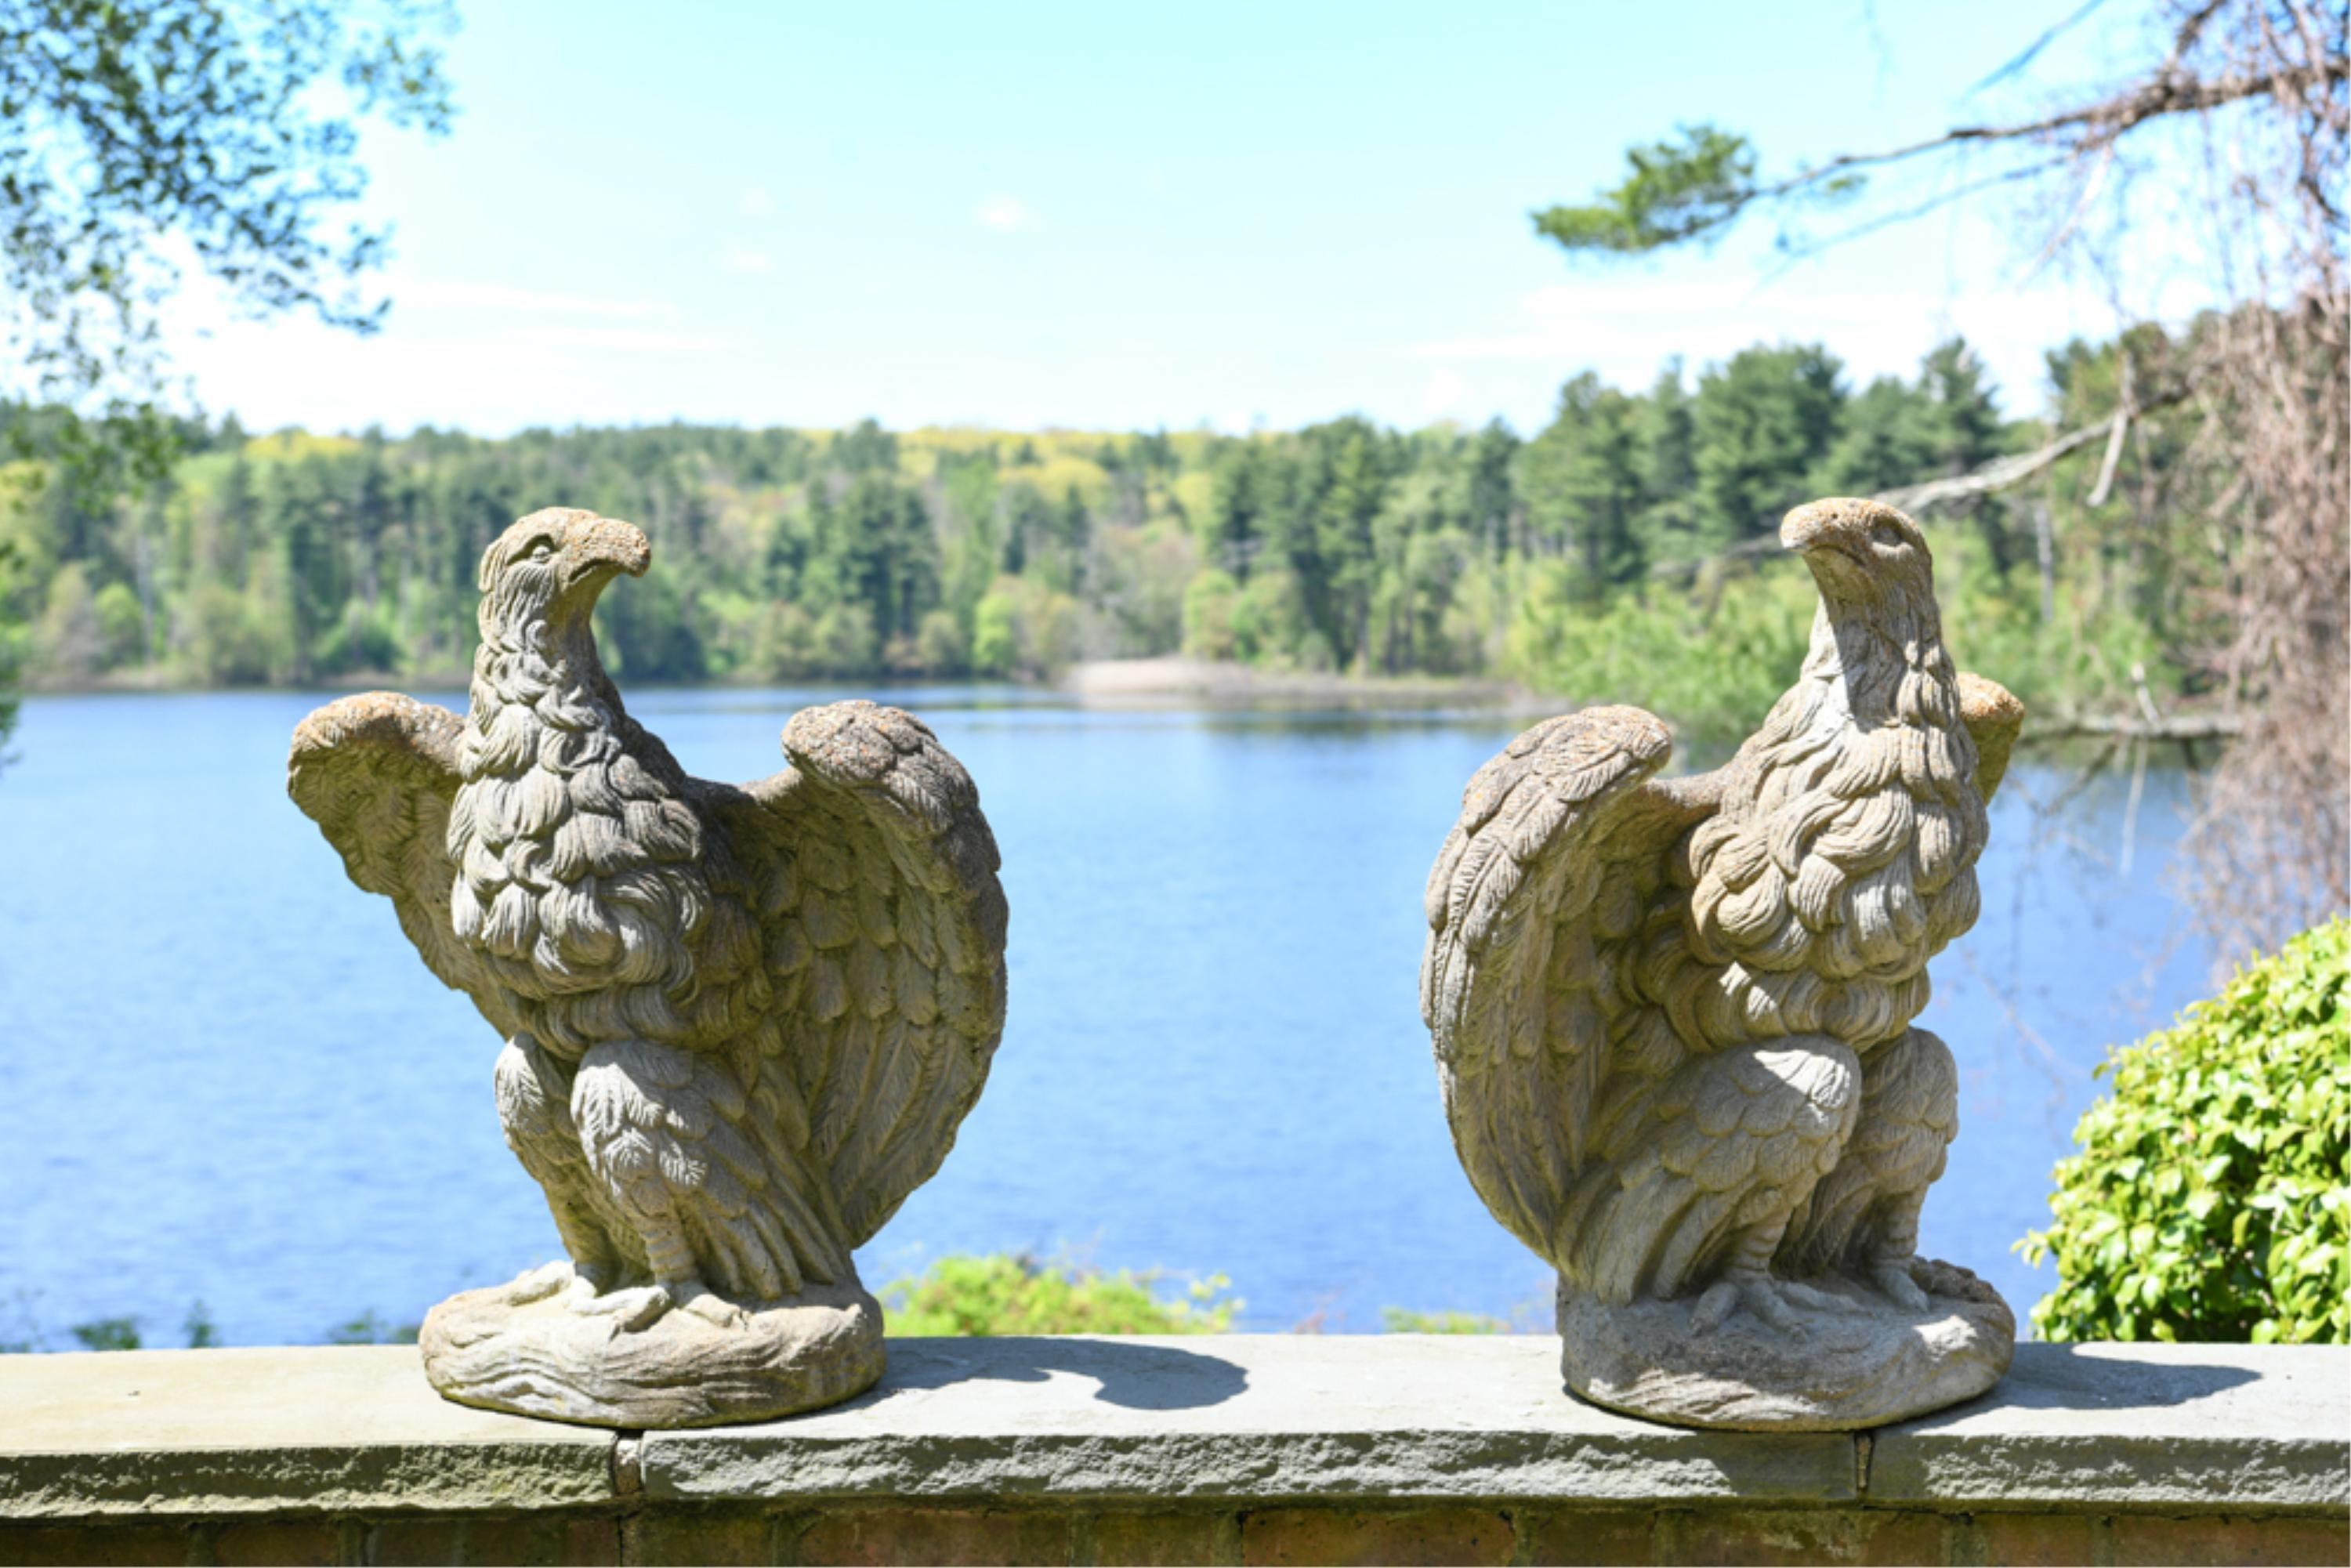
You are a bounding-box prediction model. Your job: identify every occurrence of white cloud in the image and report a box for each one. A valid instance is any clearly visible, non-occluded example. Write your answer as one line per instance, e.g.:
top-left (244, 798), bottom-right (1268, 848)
top-left (974, 195), bottom-right (1034, 232)
top-left (513, 326), bottom-right (715, 352)
top-left (393, 278), bottom-right (679, 320)
top-left (718, 245), bottom-right (775, 276)
top-left (738, 187), bottom-right (777, 217)
top-left (1418, 368), bottom-right (1466, 419)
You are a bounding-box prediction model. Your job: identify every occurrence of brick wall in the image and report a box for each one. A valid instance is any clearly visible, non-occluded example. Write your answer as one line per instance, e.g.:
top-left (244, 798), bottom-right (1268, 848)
top-left (5, 1503), bottom-right (2347, 1566)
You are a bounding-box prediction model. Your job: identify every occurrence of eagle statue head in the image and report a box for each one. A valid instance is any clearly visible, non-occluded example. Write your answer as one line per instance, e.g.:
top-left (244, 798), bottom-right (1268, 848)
top-left (1780, 497), bottom-right (1934, 615)
top-left (476, 506), bottom-right (651, 643)
top-left (1781, 497), bottom-right (1950, 724)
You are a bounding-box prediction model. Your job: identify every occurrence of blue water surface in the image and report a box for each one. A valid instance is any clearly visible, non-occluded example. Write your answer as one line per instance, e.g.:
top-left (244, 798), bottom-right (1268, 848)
top-left (0, 688), bottom-right (2215, 1343)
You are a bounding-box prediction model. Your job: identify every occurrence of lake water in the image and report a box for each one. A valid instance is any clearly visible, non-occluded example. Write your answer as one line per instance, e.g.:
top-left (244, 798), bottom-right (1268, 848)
top-left (0, 686), bottom-right (2218, 1345)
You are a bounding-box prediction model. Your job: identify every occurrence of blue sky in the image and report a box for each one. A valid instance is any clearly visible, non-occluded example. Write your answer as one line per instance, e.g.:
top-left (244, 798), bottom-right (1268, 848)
top-left (173, 1), bottom-right (2175, 437)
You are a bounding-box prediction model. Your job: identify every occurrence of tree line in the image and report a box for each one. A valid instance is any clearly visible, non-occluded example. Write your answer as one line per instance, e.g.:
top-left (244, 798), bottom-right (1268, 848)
top-left (0, 326), bottom-right (2225, 737)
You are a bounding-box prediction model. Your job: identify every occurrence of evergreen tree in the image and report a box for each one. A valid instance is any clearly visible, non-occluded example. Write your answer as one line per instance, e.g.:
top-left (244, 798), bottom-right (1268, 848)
top-left (1690, 344), bottom-right (1844, 550)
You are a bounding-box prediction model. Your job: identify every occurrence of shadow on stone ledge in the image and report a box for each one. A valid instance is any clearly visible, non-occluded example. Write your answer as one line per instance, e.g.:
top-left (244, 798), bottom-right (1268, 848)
top-left (1940, 1343), bottom-right (2262, 1417)
top-left (869, 1337), bottom-right (1251, 1411)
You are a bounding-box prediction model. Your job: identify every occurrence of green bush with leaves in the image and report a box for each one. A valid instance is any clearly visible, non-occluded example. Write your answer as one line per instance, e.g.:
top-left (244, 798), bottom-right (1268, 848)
top-left (880, 1253), bottom-right (1238, 1336)
top-left (2023, 919), bottom-right (2349, 1343)
top-left (1508, 561), bottom-right (1815, 745)
top-left (1379, 1309), bottom-right (1509, 1334)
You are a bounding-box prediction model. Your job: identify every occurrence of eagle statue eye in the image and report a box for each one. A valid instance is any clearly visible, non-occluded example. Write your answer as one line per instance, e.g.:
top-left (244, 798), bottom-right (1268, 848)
top-left (526, 538), bottom-right (556, 561)
top-left (1870, 519), bottom-right (1904, 551)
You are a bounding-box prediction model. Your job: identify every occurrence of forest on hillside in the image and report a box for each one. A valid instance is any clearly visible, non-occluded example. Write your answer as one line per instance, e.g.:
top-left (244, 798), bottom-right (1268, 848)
top-left (0, 324), bottom-right (2231, 737)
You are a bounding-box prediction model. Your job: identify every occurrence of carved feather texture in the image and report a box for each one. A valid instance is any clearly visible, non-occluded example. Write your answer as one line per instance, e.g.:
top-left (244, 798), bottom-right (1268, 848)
top-left (1421, 705), bottom-right (1699, 1260)
top-left (288, 693), bottom-right (518, 1035)
top-left (696, 699), bottom-right (1008, 1248)
top-left (1419, 498), bottom-right (2023, 1303)
top-left (291, 512), bottom-right (1009, 1308)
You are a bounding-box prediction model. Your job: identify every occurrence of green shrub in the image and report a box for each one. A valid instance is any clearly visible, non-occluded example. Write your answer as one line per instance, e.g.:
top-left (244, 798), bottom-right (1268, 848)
top-left (69, 1316), bottom-right (142, 1351)
top-left (1505, 560), bottom-right (1814, 745)
top-left (324, 1310), bottom-right (420, 1345)
top-left (1380, 1309), bottom-right (1509, 1334)
top-left (880, 1253), bottom-right (1237, 1335)
top-left (2022, 918), bottom-right (2349, 1343)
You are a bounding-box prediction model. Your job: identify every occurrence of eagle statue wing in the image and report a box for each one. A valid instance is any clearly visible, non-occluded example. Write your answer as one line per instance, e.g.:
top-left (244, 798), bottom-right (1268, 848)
top-left (1958, 672), bottom-right (2025, 802)
top-left (288, 692), bottom-right (507, 1024)
top-left (697, 700), bottom-right (1009, 1250)
top-left (1420, 705), bottom-right (1721, 1266)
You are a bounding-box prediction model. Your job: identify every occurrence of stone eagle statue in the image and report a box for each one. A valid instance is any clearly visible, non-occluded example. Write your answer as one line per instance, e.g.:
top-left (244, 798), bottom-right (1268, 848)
top-left (1421, 498), bottom-right (2023, 1430)
top-left (288, 508), bottom-right (1007, 1427)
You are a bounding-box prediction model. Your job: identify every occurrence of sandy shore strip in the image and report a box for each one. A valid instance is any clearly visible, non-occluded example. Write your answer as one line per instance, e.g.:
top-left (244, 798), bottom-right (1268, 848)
top-left (1062, 656), bottom-right (1547, 709)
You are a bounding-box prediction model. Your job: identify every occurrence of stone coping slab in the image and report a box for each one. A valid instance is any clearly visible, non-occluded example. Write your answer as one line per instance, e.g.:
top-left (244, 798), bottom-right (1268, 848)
top-left (0, 1345), bottom-right (614, 1519)
top-left (1870, 1341), bottom-right (2349, 1513)
top-left (640, 1334), bottom-right (1856, 1506)
top-left (1, 1338), bottom-right (2342, 1522)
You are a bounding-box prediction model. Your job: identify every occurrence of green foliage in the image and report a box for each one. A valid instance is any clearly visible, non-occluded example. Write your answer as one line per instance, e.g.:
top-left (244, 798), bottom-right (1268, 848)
top-left (324, 1310), bottom-right (422, 1345)
top-left (0, 1298), bottom-right (225, 1352)
top-left (2022, 920), bottom-right (2350, 1345)
top-left (880, 1253), bottom-right (1238, 1336)
top-left (0, 1302), bottom-right (451, 1351)
top-left (1531, 125), bottom-right (1761, 255)
top-left (1691, 345), bottom-right (1846, 551)
top-left (2, 0), bottom-right (455, 473)
top-left (1510, 562), bottom-right (1815, 745)
top-left (0, 325), bottom-right (2225, 741)
top-left (0, 535), bottom-right (20, 770)
top-left (1379, 1309), bottom-right (1508, 1334)
top-left (69, 1316), bottom-right (143, 1351)
top-left (183, 1302), bottom-right (219, 1349)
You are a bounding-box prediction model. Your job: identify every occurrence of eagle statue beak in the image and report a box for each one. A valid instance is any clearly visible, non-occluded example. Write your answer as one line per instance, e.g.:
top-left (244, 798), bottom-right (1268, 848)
top-left (576, 518), bottom-right (651, 580)
top-left (1780, 501), bottom-right (1835, 556)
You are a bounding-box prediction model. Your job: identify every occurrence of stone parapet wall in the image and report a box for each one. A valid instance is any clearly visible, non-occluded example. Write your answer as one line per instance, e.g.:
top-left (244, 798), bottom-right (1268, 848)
top-left (2, 1338), bottom-right (2343, 1566)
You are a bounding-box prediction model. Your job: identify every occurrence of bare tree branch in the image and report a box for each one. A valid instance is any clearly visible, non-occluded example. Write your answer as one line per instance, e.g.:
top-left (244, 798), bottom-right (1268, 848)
top-left (1755, 57), bottom-right (2344, 212)
top-left (1879, 386), bottom-right (2191, 514)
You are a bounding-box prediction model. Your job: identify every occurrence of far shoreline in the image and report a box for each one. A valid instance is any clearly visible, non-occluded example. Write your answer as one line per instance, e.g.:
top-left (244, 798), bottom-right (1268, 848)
top-left (1061, 656), bottom-right (1545, 712)
top-left (19, 656), bottom-right (1556, 713)
top-left (12, 664), bottom-right (2218, 754)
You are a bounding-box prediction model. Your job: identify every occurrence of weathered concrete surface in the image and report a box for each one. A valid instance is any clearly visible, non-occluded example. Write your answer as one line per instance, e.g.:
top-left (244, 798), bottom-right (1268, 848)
top-left (422, 1276), bottom-right (885, 1431)
top-left (642, 1338), bottom-right (2349, 1512)
top-left (0, 1346), bottom-right (613, 1519)
top-left (1421, 500), bottom-right (2029, 1431)
top-left (287, 507), bottom-right (1010, 1429)
top-left (1872, 1340), bottom-right (2350, 1512)
top-left (1, 1338), bottom-right (2341, 1555)
top-left (1558, 1258), bottom-right (2012, 1432)
top-left (646, 1334), bottom-right (1855, 1505)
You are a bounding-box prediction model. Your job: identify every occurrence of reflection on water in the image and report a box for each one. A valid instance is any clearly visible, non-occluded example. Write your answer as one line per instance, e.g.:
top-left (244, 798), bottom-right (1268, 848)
top-left (0, 688), bottom-right (2215, 1343)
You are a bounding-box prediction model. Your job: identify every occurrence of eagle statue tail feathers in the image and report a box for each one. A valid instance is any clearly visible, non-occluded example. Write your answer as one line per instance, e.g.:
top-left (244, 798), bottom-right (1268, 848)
top-left (1421, 705), bottom-right (1716, 1271)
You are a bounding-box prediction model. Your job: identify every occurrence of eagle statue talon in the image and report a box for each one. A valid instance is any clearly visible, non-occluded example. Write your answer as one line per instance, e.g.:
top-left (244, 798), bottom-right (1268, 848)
top-left (677, 1287), bottom-right (752, 1331)
top-left (1690, 1273), bottom-right (1842, 1334)
top-left (560, 1265), bottom-right (615, 1311)
top-left (501, 1261), bottom-right (575, 1305)
top-left (1777, 1277), bottom-right (1864, 1315)
top-left (570, 1283), bottom-right (672, 1333)
top-left (1422, 498), bottom-right (2020, 1430)
top-left (1868, 1256), bottom-right (1936, 1314)
top-left (288, 508), bottom-right (1008, 1428)
top-left (560, 1280), bottom-right (748, 1334)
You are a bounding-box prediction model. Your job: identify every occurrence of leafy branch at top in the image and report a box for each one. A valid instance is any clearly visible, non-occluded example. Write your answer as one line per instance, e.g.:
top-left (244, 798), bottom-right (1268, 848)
top-left (0, 0), bottom-right (458, 475)
top-left (1531, 0), bottom-right (2347, 261)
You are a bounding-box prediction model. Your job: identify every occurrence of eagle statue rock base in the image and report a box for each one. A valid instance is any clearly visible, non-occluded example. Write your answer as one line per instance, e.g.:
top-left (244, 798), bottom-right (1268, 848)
top-left (1556, 1257), bottom-right (2013, 1431)
top-left (420, 1274), bottom-right (883, 1429)
top-left (290, 509), bottom-right (1008, 1430)
top-left (1422, 498), bottom-right (2023, 1432)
